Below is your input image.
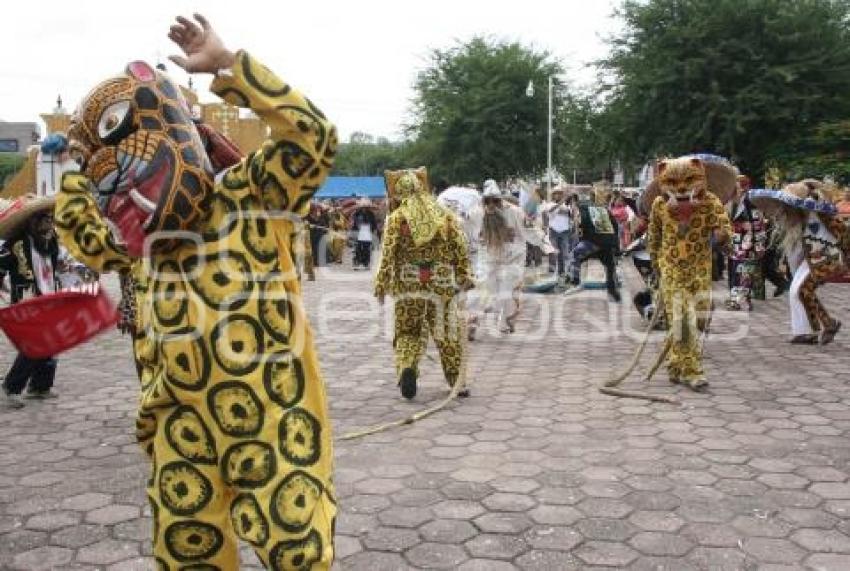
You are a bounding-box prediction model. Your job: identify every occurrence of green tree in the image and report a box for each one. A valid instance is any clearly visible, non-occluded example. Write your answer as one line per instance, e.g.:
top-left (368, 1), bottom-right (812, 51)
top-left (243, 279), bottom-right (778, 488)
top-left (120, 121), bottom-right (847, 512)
top-left (597, 0), bottom-right (850, 182)
top-left (408, 37), bottom-right (563, 183)
top-left (333, 132), bottom-right (416, 176)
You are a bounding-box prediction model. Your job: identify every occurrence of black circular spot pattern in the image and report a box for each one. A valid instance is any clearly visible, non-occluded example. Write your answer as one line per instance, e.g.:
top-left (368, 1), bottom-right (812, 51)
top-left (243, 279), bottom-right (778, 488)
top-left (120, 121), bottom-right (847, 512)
top-left (164, 405), bottom-right (218, 464)
top-left (158, 461), bottom-right (213, 516)
top-left (270, 470), bottom-right (323, 533)
top-left (208, 381), bottom-right (264, 437)
top-left (164, 520), bottom-right (223, 563)
top-left (222, 440), bottom-right (276, 489)
top-left (279, 408), bottom-right (321, 467)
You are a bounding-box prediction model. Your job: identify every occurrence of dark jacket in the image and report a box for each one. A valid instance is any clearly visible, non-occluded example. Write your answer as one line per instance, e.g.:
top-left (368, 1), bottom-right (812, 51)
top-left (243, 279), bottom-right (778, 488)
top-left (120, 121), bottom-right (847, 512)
top-left (352, 208), bottom-right (378, 236)
top-left (578, 204), bottom-right (620, 250)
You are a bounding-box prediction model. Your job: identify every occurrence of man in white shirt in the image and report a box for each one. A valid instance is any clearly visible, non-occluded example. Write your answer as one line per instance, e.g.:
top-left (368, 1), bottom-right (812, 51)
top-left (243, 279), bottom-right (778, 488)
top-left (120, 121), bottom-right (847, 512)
top-left (545, 187), bottom-right (575, 283)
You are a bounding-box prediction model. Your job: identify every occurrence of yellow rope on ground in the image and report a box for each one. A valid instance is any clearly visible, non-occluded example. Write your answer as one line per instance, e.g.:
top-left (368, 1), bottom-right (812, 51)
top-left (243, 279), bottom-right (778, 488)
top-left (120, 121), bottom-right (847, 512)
top-left (338, 299), bottom-right (470, 441)
top-left (598, 291), bottom-right (680, 405)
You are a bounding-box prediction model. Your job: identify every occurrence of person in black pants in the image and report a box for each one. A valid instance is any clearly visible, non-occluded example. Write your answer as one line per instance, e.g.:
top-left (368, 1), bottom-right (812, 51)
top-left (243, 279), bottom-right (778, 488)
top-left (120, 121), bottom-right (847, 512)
top-left (565, 195), bottom-right (621, 302)
top-left (0, 200), bottom-right (61, 408)
top-left (351, 200), bottom-right (378, 269)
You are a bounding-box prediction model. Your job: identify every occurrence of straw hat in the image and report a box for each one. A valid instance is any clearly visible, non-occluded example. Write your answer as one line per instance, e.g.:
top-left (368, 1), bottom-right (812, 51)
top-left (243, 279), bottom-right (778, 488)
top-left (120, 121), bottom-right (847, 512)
top-left (641, 154), bottom-right (737, 213)
top-left (0, 195), bottom-right (56, 241)
top-left (748, 179), bottom-right (837, 218)
top-left (482, 179), bottom-right (503, 198)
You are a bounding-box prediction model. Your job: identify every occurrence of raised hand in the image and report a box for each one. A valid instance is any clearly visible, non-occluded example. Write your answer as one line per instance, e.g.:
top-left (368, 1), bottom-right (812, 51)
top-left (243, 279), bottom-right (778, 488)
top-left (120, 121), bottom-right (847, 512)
top-left (167, 13), bottom-right (235, 74)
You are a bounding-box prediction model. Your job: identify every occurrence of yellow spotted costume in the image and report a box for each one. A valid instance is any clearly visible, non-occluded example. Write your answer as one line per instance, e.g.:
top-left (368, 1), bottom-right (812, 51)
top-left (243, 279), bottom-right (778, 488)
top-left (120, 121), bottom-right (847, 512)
top-left (56, 52), bottom-right (337, 570)
top-left (646, 157), bottom-right (732, 388)
top-left (374, 171), bottom-right (474, 389)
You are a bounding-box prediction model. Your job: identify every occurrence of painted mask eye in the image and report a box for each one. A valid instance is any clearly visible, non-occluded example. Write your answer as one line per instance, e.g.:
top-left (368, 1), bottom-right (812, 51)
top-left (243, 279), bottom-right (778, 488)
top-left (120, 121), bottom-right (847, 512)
top-left (97, 100), bottom-right (133, 144)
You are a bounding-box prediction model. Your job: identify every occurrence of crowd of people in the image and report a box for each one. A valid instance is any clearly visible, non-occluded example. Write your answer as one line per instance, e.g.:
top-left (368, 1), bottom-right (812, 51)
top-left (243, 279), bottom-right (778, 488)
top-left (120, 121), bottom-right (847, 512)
top-left (0, 12), bottom-right (849, 570)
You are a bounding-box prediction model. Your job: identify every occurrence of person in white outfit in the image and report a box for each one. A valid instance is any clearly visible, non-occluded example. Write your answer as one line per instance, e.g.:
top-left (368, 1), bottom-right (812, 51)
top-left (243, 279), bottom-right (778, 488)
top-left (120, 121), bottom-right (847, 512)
top-left (469, 180), bottom-right (532, 336)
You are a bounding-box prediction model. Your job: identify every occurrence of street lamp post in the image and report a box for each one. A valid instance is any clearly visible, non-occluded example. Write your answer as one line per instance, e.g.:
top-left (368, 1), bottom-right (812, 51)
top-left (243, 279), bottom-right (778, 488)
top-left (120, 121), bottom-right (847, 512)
top-left (526, 77), bottom-right (554, 196)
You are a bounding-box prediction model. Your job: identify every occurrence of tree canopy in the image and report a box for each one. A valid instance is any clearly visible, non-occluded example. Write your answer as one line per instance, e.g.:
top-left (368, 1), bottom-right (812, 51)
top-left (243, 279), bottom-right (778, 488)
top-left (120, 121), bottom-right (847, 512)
top-left (593, 0), bottom-right (850, 183)
top-left (407, 37), bottom-right (563, 183)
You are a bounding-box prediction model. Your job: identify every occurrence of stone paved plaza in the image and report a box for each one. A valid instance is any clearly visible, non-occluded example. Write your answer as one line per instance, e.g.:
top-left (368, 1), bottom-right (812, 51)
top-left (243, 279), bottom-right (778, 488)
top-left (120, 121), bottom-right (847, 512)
top-left (1, 261), bottom-right (850, 570)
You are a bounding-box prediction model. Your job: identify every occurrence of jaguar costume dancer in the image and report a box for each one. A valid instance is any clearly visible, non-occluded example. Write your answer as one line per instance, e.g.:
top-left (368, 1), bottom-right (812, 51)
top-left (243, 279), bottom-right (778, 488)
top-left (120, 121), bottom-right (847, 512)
top-left (750, 181), bottom-right (849, 345)
top-left (646, 155), bottom-right (733, 391)
top-left (375, 169), bottom-right (474, 400)
top-left (55, 15), bottom-right (338, 569)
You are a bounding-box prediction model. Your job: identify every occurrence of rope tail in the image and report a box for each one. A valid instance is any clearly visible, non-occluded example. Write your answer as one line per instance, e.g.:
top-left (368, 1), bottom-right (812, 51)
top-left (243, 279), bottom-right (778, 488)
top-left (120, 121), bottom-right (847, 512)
top-left (599, 289), bottom-right (679, 404)
top-left (339, 296), bottom-right (470, 441)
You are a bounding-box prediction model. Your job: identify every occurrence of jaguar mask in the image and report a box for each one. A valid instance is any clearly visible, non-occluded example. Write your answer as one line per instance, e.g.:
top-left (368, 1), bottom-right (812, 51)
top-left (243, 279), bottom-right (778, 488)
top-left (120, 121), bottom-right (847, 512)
top-left (68, 61), bottom-right (213, 257)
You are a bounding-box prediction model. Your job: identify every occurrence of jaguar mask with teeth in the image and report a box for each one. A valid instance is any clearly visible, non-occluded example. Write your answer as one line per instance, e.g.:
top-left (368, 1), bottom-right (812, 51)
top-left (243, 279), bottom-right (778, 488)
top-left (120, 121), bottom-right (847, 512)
top-left (68, 61), bottom-right (212, 257)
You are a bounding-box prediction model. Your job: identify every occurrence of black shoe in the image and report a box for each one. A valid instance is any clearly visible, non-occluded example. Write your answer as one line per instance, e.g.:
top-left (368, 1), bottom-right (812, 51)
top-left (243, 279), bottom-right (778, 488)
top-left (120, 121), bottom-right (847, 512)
top-left (458, 388), bottom-right (470, 398)
top-left (399, 368), bottom-right (417, 400)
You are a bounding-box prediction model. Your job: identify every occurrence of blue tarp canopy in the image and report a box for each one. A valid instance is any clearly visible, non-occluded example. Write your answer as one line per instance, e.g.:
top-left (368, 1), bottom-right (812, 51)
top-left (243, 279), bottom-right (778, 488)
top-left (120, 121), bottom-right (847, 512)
top-left (315, 176), bottom-right (386, 198)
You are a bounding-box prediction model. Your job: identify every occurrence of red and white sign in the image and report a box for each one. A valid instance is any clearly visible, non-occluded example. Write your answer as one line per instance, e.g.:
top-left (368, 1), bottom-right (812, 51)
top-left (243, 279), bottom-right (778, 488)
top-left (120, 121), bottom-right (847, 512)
top-left (0, 284), bottom-right (118, 358)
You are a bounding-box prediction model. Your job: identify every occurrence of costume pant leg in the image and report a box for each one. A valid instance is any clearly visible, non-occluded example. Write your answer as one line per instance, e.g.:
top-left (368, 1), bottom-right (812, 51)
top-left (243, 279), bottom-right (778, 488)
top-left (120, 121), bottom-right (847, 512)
top-left (598, 248), bottom-right (618, 295)
top-left (394, 297), bottom-right (429, 375)
top-left (147, 406), bottom-right (239, 570)
top-left (789, 262), bottom-right (816, 335)
top-left (569, 240), bottom-right (597, 284)
top-left (147, 403), bottom-right (336, 571)
top-left (28, 358), bottom-right (57, 392)
top-left (3, 353), bottom-right (34, 394)
top-left (802, 264), bottom-right (837, 330)
top-left (663, 287), bottom-right (705, 381)
top-left (430, 297), bottom-right (464, 385)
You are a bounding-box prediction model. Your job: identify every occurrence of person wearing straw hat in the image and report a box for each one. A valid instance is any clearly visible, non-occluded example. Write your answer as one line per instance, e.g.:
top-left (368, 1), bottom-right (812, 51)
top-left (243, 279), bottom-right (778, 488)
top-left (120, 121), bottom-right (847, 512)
top-left (375, 170), bottom-right (474, 398)
top-left (645, 155), bottom-right (733, 391)
top-left (749, 180), bottom-right (850, 344)
top-left (0, 194), bottom-right (61, 407)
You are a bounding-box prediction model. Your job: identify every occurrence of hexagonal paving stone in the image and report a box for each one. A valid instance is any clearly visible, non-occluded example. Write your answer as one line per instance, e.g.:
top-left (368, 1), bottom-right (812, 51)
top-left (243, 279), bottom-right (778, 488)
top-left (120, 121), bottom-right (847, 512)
top-left (458, 559), bottom-right (519, 571)
top-left (482, 492), bottom-right (537, 512)
top-left (465, 533), bottom-right (529, 559)
top-left (377, 505), bottom-right (432, 528)
top-left (475, 512), bottom-right (534, 534)
top-left (577, 498), bottom-right (634, 519)
top-left (76, 539), bottom-right (140, 565)
top-left (574, 540), bottom-right (638, 566)
top-left (405, 542), bottom-right (468, 569)
top-left (790, 528), bottom-right (850, 552)
top-left (59, 492), bottom-right (113, 512)
top-left (628, 510), bottom-right (685, 533)
top-left (24, 510), bottom-right (79, 531)
top-left (523, 525), bottom-right (583, 551)
top-left (528, 505), bottom-right (583, 525)
top-left (516, 549), bottom-right (583, 570)
top-left (84, 504), bottom-right (139, 525)
top-left (742, 538), bottom-right (806, 564)
top-left (362, 527), bottom-right (420, 552)
top-left (342, 551), bottom-right (408, 570)
top-left (432, 500), bottom-right (485, 520)
top-left (419, 519), bottom-right (477, 543)
top-left (629, 531), bottom-right (694, 556)
top-left (576, 517), bottom-right (638, 541)
top-left (12, 546), bottom-right (73, 569)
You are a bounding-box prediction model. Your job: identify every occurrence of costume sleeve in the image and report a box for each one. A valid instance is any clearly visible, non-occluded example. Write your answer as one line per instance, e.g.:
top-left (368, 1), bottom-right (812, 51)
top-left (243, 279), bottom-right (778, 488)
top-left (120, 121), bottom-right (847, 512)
top-left (821, 213), bottom-right (850, 251)
top-left (447, 216), bottom-right (474, 291)
top-left (54, 172), bottom-right (131, 274)
top-left (374, 214), bottom-right (399, 297)
top-left (210, 51), bottom-right (337, 217)
top-left (647, 198), bottom-right (663, 263)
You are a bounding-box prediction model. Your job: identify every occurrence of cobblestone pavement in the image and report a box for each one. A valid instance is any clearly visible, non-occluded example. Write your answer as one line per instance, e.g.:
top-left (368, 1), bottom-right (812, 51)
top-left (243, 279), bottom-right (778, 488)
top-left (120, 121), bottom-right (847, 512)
top-left (2, 260), bottom-right (850, 570)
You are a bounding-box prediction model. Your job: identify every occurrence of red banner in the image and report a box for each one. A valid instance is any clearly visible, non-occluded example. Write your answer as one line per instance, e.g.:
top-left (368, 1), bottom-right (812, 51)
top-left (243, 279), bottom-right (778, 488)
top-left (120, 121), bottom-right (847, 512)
top-left (0, 284), bottom-right (119, 358)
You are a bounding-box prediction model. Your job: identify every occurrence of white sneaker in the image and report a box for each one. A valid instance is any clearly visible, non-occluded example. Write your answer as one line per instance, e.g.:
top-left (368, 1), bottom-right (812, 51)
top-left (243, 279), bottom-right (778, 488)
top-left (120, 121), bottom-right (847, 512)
top-left (4, 392), bottom-right (24, 409)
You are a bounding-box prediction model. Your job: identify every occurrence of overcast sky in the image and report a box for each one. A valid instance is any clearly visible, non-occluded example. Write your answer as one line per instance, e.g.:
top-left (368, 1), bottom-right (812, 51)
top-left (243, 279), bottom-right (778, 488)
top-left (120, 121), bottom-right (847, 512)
top-left (0, 0), bottom-right (621, 141)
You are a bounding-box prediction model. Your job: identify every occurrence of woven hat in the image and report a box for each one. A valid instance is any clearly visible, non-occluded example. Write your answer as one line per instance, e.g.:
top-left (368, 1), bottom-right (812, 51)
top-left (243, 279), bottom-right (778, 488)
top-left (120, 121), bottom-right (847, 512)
top-left (482, 179), bottom-right (502, 198)
top-left (641, 154), bottom-right (737, 213)
top-left (0, 195), bottom-right (56, 241)
top-left (748, 180), bottom-right (837, 218)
